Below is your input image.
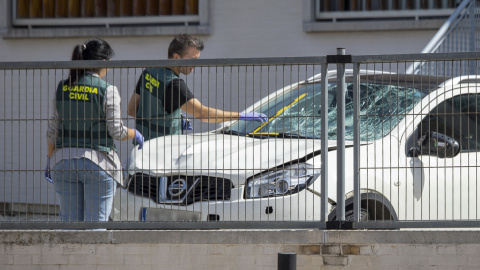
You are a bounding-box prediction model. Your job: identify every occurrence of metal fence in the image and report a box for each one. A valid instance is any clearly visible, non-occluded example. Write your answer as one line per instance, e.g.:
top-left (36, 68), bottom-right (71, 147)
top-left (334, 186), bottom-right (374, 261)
top-left (1, 51), bottom-right (480, 230)
top-left (407, 0), bottom-right (479, 76)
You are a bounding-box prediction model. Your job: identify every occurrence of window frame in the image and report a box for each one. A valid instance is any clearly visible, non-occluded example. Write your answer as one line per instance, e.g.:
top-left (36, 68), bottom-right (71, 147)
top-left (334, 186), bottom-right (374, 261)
top-left (303, 0), bottom-right (455, 32)
top-left (415, 93), bottom-right (480, 153)
top-left (5, 0), bottom-right (210, 38)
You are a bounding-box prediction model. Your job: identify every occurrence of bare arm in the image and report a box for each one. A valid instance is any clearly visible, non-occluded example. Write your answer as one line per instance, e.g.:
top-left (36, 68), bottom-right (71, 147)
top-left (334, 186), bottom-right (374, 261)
top-left (123, 128), bottom-right (137, 141)
top-left (127, 93), bottom-right (140, 118)
top-left (48, 143), bottom-right (55, 158)
top-left (180, 98), bottom-right (241, 123)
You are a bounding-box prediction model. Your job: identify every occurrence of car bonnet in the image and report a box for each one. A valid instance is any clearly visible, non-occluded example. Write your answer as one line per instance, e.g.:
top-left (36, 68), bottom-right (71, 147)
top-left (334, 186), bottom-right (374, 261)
top-left (127, 133), bottom-right (324, 185)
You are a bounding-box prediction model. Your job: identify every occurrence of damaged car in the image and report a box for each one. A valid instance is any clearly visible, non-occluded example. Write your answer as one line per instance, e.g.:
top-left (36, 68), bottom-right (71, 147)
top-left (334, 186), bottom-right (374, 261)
top-left (111, 69), bottom-right (480, 222)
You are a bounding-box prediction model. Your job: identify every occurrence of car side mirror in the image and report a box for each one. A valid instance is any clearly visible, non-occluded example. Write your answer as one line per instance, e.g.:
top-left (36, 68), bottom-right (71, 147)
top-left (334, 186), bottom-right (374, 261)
top-left (409, 131), bottom-right (460, 158)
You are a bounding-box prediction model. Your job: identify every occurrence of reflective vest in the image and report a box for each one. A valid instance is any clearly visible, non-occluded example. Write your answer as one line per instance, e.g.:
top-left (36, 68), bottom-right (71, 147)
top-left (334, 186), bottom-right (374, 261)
top-left (135, 68), bottom-right (181, 141)
top-left (55, 74), bottom-right (116, 153)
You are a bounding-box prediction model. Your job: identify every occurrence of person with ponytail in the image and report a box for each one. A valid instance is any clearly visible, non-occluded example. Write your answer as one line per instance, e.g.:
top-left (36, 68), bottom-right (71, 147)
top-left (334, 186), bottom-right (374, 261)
top-left (45, 38), bottom-right (144, 223)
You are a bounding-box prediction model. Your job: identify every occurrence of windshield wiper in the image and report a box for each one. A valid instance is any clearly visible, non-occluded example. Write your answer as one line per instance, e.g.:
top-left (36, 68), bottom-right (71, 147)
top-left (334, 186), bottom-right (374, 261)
top-left (219, 129), bottom-right (247, 136)
top-left (273, 132), bottom-right (319, 139)
top-left (248, 132), bottom-right (319, 139)
top-left (220, 130), bottom-right (318, 139)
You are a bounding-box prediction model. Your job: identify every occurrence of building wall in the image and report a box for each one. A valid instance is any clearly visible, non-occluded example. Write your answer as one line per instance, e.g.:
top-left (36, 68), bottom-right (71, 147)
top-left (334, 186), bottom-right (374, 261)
top-left (1, 230), bottom-right (480, 269)
top-left (0, 0), bottom-right (436, 61)
top-left (0, 0), bottom-right (441, 204)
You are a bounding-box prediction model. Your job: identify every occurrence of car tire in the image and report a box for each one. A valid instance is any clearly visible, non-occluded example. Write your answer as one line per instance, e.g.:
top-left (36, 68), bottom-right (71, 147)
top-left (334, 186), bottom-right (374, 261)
top-left (331, 205), bottom-right (369, 221)
top-left (329, 195), bottom-right (397, 222)
top-left (345, 206), bottom-right (369, 221)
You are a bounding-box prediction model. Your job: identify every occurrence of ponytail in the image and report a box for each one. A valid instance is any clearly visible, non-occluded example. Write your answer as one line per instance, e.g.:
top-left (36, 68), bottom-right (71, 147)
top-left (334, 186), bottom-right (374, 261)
top-left (68, 44), bottom-right (85, 84)
top-left (67, 38), bottom-right (114, 85)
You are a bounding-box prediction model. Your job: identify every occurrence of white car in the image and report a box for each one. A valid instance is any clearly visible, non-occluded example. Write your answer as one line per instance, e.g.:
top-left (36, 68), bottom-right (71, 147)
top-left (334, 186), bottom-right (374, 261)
top-left (111, 70), bottom-right (480, 222)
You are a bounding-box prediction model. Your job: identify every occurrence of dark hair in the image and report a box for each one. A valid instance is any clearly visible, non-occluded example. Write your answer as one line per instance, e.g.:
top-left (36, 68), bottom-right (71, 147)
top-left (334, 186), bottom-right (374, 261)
top-left (68, 38), bottom-right (115, 84)
top-left (168, 34), bottom-right (204, 59)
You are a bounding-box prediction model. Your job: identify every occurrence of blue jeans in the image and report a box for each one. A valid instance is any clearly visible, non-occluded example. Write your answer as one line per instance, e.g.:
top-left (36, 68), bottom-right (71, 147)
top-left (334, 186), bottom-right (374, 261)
top-left (52, 158), bottom-right (116, 222)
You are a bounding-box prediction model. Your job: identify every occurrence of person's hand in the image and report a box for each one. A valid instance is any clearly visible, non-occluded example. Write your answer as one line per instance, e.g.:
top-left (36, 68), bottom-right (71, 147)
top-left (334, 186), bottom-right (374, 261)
top-left (181, 114), bottom-right (193, 131)
top-left (44, 156), bottom-right (53, 183)
top-left (239, 112), bottom-right (268, 123)
top-left (134, 129), bottom-right (144, 150)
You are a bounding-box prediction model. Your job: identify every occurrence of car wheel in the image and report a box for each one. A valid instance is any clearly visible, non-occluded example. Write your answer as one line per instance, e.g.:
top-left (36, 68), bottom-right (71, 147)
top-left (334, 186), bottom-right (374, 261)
top-left (331, 205), bottom-right (369, 221)
top-left (345, 206), bottom-right (369, 221)
top-left (328, 195), bottom-right (397, 222)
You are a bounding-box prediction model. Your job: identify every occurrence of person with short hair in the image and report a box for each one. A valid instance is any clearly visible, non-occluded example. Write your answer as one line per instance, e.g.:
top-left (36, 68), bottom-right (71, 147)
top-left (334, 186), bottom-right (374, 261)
top-left (45, 38), bottom-right (144, 222)
top-left (127, 34), bottom-right (267, 141)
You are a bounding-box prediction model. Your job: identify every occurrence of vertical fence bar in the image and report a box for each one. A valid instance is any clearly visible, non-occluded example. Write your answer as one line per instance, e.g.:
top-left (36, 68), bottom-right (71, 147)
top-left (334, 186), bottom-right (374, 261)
top-left (441, 0), bottom-right (447, 8)
top-left (386, 0), bottom-right (393, 10)
top-left (468, 2), bottom-right (476, 74)
top-left (414, 0), bottom-right (420, 10)
top-left (352, 62), bottom-right (361, 222)
top-left (360, 0), bottom-right (366, 11)
top-left (336, 48), bottom-right (346, 221)
top-left (330, 0), bottom-right (337, 11)
top-left (320, 62), bottom-right (329, 222)
top-left (427, 0), bottom-right (434, 9)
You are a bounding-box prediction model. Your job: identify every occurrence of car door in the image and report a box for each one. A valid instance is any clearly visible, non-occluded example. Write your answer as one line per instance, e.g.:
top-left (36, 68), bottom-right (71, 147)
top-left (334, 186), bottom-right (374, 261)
top-left (404, 92), bottom-right (480, 221)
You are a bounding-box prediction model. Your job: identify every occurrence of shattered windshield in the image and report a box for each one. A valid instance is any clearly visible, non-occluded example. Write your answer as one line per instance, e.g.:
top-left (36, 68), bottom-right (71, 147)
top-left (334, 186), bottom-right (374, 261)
top-left (224, 75), bottom-right (434, 141)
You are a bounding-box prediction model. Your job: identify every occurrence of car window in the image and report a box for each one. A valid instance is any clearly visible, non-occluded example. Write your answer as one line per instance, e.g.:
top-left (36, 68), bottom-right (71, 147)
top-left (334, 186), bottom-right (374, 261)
top-left (418, 94), bottom-right (480, 152)
top-left (225, 78), bottom-right (426, 142)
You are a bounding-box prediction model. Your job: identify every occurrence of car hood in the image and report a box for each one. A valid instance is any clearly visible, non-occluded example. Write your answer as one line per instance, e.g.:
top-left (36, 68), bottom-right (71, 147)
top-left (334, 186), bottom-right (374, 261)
top-left (127, 133), bottom-right (341, 185)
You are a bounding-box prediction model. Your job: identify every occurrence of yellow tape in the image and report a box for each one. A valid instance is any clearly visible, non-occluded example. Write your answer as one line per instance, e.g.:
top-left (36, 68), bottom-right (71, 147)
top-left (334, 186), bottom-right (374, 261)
top-left (249, 93), bottom-right (308, 136)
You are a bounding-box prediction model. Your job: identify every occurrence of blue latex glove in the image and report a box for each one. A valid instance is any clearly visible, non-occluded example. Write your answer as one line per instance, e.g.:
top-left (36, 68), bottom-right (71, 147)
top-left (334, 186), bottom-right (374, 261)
top-left (239, 112), bottom-right (268, 123)
top-left (181, 114), bottom-right (193, 131)
top-left (44, 156), bottom-right (53, 183)
top-left (134, 129), bottom-right (145, 150)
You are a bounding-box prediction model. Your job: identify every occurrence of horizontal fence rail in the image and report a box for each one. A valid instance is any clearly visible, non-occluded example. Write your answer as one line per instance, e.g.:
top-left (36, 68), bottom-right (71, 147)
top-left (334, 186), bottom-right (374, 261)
top-left (1, 52), bottom-right (480, 230)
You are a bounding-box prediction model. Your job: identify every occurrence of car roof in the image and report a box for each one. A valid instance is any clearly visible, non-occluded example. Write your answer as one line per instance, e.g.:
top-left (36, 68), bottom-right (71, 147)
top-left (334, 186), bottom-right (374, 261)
top-left (307, 70), bottom-right (454, 90)
top-left (345, 74), bottom-right (449, 90)
top-left (439, 75), bottom-right (480, 87)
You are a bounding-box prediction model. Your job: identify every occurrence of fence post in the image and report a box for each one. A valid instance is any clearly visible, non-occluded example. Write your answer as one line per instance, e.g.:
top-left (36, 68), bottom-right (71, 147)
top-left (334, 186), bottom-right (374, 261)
top-left (352, 62), bottom-right (361, 222)
top-left (468, 1), bottom-right (476, 74)
top-left (278, 253), bottom-right (296, 270)
top-left (336, 48), bottom-right (346, 221)
top-left (321, 62), bottom-right (329, 222)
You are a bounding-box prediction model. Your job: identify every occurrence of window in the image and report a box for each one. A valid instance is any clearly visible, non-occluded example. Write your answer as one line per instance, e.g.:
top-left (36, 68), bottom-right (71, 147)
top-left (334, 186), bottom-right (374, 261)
top-left (304, 0), bottom-right (459, 32)
top-left (419, 94), bottom-right (480, 152)
top-left (7, 0), bottom-right (209, 38)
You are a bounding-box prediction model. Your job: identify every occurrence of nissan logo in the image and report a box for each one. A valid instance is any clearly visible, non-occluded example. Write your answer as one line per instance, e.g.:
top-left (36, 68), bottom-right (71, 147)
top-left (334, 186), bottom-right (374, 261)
top-left (168, 179), bottom-right (187, 197)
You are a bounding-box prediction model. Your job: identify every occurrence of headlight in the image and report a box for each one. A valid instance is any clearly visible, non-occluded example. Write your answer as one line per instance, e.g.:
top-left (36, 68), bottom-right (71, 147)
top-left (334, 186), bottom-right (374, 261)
top-left (245, 163), bottom-right (320, 199)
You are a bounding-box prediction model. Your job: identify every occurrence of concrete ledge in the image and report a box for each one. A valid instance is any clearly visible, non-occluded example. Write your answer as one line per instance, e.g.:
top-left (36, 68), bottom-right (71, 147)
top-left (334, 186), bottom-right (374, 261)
top-left (3, 230), bottom-right (480, 269)
top-left (3, 25), bottom-right (210, 39)
top-left (303, 19), bottom-right (444, 32)
top-left (1, 230), bottom-right (480, 245)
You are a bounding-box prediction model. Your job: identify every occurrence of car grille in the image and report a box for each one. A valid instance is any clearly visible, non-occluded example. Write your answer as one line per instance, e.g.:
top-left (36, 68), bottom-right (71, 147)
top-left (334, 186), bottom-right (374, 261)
top-left (127, 173), bottom-right (234, 205)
